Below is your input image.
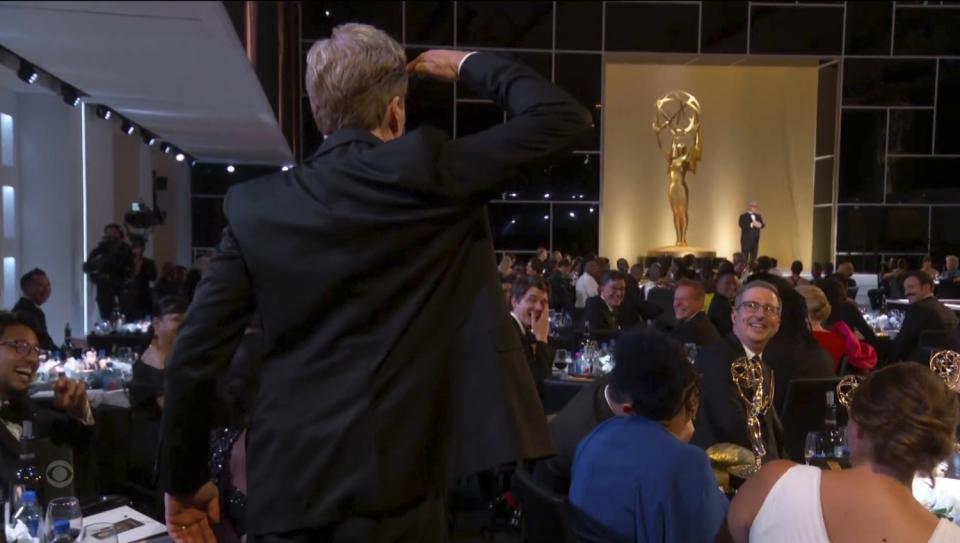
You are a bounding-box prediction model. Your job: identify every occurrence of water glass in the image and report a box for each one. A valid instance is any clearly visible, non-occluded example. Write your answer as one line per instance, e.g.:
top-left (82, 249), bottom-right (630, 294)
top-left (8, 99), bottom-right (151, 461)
top-left (81, 522), bottom-right (118, 543)
top-left (45, 496), bottom-right (82, 542)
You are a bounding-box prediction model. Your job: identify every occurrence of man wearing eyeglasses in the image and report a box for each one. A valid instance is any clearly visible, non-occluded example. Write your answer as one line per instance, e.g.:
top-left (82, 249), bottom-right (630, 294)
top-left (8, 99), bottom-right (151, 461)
top-left (690, 281), bottom-right (782, 460)
top-left (0, 312), bottom-right (93, 490)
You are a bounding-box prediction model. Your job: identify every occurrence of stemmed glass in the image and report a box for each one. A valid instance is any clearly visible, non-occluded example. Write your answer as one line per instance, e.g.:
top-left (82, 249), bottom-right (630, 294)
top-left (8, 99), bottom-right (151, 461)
top-left (553, 349), bottom-right (570, 376)
top-left (804, 431), bottom-right (827, 465)
top-left (45, 496), bottom-right (82, 542)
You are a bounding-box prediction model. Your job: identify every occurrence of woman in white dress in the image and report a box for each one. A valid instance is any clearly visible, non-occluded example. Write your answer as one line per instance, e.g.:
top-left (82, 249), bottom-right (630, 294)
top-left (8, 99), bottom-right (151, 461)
top-left (720, 363), bottom-right (960, 543)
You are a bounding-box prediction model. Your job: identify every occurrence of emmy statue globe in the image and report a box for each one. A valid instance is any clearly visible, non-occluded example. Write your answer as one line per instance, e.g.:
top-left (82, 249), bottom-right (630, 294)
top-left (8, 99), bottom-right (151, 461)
top-left (649, 91), bottom-right (715, 258)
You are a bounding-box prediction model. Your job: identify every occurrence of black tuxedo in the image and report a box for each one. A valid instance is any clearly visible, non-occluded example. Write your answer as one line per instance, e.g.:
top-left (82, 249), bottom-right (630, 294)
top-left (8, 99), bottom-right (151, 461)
top-left (548, 270), bottom-right (574, 315)
top-left (510, 314), bottom-right (555, 400)
top-left (670, 311), bottom-right (720, 347)
top-left (707, 293), bottom-right (734, 337)
top-left (0, 397), bottom-right (92, 490)
top-left (12, 297), bottom-right (55, 352)
top-left (158, 53), bottom-right (590, 536)
top-left (890, 296), bottom-right (960, 363)
top-left (583, 296), bottom-right (620, 341)
top-left (534, 375), bottom-right (613, 495)
top-left (738, 212), bottom-right (764, 262)
top-left (691, 334), bottom-right (781, 460)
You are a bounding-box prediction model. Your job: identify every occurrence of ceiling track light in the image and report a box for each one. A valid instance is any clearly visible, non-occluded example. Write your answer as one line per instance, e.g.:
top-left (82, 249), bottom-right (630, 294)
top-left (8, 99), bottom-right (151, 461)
top-left (175, 152), bottom-right (185, 162)
top-left (141, 131), bottom-right (157, 146)
top-left (160, 143), bottom-right (172, 154)
top-left (95, 105), bottom-right (112, 120)
top-left (121, 120), bottom-right (136, 135)
top-left (61, 84), bottom-right (81, 107)
top-left (17, 60), bottom-right (38, 85)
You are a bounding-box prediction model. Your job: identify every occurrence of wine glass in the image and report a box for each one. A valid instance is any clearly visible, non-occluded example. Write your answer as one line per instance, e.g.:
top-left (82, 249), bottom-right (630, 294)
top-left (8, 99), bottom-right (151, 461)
top-left (553, 349), bottom-right (570, 375)
top-left (45, 496), bottom-right (82, 542)
top-left (804, 431), bottom-right (826, 465)
top-left (82, 522), bottom-right (118, 543)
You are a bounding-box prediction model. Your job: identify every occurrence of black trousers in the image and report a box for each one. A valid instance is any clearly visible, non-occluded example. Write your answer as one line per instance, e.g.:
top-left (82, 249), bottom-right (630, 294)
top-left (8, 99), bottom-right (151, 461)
top-left (741, 238), bottom-right (759, 263)
top-left (249, 495), bottom-right (448, 543)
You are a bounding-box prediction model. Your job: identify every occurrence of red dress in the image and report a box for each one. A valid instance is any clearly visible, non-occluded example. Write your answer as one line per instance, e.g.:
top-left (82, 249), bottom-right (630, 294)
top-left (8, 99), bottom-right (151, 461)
top-left (813, 329), bottom-right (846, 371)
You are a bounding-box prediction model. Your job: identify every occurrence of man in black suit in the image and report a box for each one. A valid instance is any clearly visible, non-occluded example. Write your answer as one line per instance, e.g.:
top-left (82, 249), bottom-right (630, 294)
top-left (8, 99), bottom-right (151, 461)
top-left (691, 281), bottom-right (782, 460)
top-left (12, 269), bottom-right (56, 352)
top-left (509, 276), bottom-right (555, 398)
top-left (584, 271), bottom-right (626, 341)
top-left (708, 270), bottom-right (739, 337)
top-left (0, 312), bottom-right (92, 489)
top-left (890, 270), bottom-right (960, 363)
top-left (738, 201), bottom-right (764, 263)
top-left (670, 279), bottom-right (720, 348)
top-left (548, 259), bottom-right (574, 315)
top-left (159, 25), bottom-right (590, 543)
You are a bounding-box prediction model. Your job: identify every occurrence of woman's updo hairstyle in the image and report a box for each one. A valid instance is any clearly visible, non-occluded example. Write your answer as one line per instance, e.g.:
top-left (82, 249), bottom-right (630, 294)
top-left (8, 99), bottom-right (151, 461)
top-left (850, 362), bottom-right (960, 481)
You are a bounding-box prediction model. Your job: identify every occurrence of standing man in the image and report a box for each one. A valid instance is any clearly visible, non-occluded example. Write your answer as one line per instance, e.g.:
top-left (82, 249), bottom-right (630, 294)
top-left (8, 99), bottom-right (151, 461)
top-left (738, 201), bottom-right (764, 263)
top-left (12, 269), bottom-right (55, 352)
top-left (159, 24), bottom-right (590, 543)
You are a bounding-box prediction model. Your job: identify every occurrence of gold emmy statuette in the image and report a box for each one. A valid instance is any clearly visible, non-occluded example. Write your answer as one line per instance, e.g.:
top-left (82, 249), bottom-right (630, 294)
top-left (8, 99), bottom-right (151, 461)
top-left (930, 350), bottom-right (960, 391)
top-left (728, 356), bottom-right (773, 479)
top-left (836, 375), bottom-right (864, 410)
top-left (651, 91), bottom-right (704, 251)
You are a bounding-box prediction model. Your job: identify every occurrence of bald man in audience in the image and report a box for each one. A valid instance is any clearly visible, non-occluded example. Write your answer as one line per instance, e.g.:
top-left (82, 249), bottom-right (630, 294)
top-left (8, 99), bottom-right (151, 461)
top-left (670, 279), bottom-right (720, 347)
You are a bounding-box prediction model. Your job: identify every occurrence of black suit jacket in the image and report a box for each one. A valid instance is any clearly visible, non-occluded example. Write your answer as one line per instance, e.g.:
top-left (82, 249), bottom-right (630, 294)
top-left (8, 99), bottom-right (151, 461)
top-left (890, 296), bottom-right (960, 363)
top-left (691, 334), bottom-right (781, 459)
top-left (158, 53), bottom-right (590, 535)
top-left (670, 311), bottom-right (720, 347)
top-left (738, 212), bottom-right (764, 244)
top-left (534, 375), bottom-right (613, 495)
top-left (548, 270), bottom-right (574, 315)
top-left (707, 294), bottom-right (733, 338)
top-left (0, 397), bottom-right (92, 490)
top-left (583, 296), bottom-right (620, 341)
top-left (510, 316), bottom-right (555, 400)
top-left (13, 298), bottom-right (56, 352)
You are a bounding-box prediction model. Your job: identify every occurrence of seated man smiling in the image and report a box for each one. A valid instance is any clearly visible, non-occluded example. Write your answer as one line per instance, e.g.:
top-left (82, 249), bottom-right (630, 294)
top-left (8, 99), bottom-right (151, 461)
top-left (569, 329), bottom-right (727, 543)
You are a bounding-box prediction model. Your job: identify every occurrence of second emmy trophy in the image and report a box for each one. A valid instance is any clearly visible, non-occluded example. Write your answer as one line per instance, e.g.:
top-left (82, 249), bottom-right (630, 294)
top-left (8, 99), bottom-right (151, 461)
top-left (729, 356), bottom-right (773, 479)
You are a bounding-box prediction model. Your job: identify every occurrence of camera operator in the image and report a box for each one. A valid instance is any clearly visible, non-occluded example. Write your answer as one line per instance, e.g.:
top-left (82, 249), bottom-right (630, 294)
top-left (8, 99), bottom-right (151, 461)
top-left (83, 224), bottom-right (134, 321)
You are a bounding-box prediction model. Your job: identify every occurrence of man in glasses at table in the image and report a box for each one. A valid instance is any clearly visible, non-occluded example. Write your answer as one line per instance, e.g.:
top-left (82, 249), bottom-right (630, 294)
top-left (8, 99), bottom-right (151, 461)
top-left (690, 280), bottom-right (782, 460)
top-left (0, 311), bottom-right (93, 489)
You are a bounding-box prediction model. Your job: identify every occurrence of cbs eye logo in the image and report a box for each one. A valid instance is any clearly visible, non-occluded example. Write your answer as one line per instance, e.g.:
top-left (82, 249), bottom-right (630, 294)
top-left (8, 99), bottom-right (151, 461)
top-left (45, 460), bottom-right (74, 489)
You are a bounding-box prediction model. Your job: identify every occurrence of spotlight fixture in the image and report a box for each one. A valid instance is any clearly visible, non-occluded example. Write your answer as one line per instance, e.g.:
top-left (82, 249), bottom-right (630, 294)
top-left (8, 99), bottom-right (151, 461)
top-left (95, 105), bottom-right (112, 120)
top-left (17, 60), bottom-right (38, 85)
top-left (141, 131), bottom-right (157, 146)
top-left (543, 193), bottom-right (551, 199)
top-left (160, 143), bottom-right (172, 154)
top-left (175, 152), bottom-right (185, 162)
top-left (61, 85), bottom-right (81, 107)
top-left (281, 165), bottom-right (290, 172)
top-left (226, 165), bottom-right (236, 173)
top-left (121, 120), bottom-right (136, 135)
top-left (190, 159), bottom-right (198, 167)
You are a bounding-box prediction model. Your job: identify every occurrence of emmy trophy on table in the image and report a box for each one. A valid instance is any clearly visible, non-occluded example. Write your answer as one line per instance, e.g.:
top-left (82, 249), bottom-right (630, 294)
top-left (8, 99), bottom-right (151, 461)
top-left (930, 350), bottom-right (960, 391)
top-left (729, 356), bottom-right (773, 479)
top-left (649, 91), bottom-right (715, 259)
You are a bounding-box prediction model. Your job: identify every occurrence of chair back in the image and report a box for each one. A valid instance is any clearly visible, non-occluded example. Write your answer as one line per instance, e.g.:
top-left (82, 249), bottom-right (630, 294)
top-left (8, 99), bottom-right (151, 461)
top-left (647, 287), bottom-right (677, 331)
top-left (513, 464), bottom-right (577, 543)
top-left (33, 437), bottom-right (77, 502)
top-left (780, 377), bottom-right (844, 463)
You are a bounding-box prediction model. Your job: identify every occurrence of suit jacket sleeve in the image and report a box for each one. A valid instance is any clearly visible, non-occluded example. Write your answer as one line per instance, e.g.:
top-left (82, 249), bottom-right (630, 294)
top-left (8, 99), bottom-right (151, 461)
top-left (692, 348), bottom-right (750, 450)
top-left (890, 307), bottom-right (923, 363)
top-left (437, 53), bottom-right (592, 200)
top-left (756, 214), bottom-right (764, 229)
top-left (159, 225), bottom-right (255, 494)
top-left (36, 407), bottom-right (93, 452)
top-left (738, 214), bottom-right (750, 231)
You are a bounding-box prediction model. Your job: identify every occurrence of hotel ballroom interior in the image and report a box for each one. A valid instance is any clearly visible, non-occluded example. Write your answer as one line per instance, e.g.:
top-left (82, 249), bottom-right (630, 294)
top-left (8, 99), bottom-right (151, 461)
top-left (1, 1), bottom-right (960, 542)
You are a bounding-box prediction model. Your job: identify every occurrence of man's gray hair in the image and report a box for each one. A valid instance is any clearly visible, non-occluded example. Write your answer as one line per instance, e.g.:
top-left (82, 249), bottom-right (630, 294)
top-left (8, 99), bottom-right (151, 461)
top-left (734, 280), bottom-right (780, 309)
top-left (305, 23), bottom-right (407, 135)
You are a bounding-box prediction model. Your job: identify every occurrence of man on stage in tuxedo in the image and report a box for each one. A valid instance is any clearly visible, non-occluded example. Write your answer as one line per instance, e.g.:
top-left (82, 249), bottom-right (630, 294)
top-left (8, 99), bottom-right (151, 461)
top-left (738, 201), bottom-right (765, 263)
top-left (159, 23), bottom-right (590, 543)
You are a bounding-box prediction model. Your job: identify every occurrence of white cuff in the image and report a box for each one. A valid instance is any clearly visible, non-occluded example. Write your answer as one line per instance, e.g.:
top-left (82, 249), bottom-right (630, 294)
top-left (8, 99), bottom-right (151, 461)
top-left (457, 51), bottom-right (479, 77)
